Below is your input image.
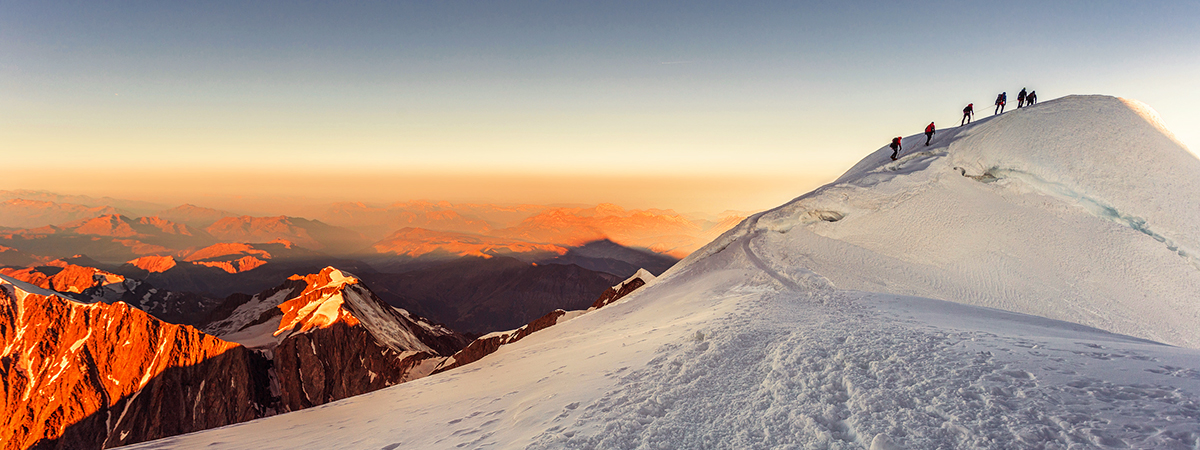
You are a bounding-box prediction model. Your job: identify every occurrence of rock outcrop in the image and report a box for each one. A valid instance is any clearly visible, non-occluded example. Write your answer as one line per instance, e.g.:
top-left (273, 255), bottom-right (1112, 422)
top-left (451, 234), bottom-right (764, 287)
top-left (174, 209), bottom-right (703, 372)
top-left (1, 267), bottom-right (469, 450)
top-left (432, 269), bottom-right (656, 375)
top-left (125, 256), bottom-right (177, 273)
top-left (0, 274), bottom-right (270, 450)
top-left (115, 241), bottom-right (370, 298)
top-left (0, 263), bottom-right (222, 326)
top-left (432, 309), bottom-right (571, 375)
top-left (591, 268), bottom-right (655, 309)
top-left (202, 267), bottom-right (470, 412)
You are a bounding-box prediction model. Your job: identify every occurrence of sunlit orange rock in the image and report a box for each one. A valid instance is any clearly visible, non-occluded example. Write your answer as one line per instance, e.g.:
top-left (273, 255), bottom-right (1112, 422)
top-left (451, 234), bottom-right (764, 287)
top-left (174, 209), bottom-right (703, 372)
top-left (0, 275), bottom-right (267, 450)
top-left (203, 267), bottom-right (469, 411)
top-left (192, 256), bottom-right (268, 274)
top-left (1, 266), bottom-right (471, 450)
top-left (65, 215), bottom-right (199, 239)
top-left (183, 243), bottom-right (271, 262)
top-left (126, 256), bottom-right (178, 273)
top-left (0, 264), bottom-right (124, 295)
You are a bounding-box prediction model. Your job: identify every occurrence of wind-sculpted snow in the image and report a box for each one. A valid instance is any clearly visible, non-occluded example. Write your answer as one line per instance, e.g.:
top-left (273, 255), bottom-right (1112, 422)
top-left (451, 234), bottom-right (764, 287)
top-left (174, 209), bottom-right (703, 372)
top-left (126, 95), bottom-right (1200, 449)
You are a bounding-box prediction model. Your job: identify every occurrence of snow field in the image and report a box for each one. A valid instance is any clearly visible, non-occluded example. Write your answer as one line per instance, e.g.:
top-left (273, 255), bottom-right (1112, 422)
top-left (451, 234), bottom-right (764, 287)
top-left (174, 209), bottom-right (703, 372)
top-left (526, 243), bottom-right (1200, 450)
top-left (740, 96), bottom-right (1200, 347)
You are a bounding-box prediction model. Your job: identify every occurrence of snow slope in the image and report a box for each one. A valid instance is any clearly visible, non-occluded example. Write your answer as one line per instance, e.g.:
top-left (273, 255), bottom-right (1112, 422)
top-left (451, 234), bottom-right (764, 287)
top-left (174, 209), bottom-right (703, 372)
top-left (126, 96), bottom-right (1200, 449)
top-left (715, 95), bottom-right (1200, 348)
top-left (206, 267), bottom-right (443, 353)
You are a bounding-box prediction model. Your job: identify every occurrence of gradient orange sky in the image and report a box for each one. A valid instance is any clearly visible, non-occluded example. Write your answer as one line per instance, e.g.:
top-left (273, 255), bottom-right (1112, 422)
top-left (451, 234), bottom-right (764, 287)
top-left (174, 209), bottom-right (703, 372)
top-left (3, 2), bottom-right (1197, 214)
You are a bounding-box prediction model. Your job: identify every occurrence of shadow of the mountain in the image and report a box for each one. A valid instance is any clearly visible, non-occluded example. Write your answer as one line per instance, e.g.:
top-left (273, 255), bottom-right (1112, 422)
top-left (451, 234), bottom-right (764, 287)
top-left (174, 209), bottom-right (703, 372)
top-left (361, 256), bottom-right (624, 334)
top-left (22, 346), bottom-right (273, 450)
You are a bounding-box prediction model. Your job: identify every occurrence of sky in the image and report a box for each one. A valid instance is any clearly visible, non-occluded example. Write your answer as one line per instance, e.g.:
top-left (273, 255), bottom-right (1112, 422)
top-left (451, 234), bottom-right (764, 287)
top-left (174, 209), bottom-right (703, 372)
top-left (2, 1), bottom-right (1198, 214)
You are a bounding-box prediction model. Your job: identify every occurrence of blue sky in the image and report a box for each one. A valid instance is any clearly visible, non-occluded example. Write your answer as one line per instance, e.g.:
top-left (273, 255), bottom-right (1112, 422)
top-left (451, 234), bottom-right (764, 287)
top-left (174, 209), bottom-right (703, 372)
top-left (2, 1), bottom-right (1197, 212)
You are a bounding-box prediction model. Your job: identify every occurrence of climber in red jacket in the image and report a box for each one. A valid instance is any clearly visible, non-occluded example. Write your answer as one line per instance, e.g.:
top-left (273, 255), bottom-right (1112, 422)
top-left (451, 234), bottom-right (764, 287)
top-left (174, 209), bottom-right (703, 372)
top-left (890, 136), bottom-right (902, 161)
top-left (924, 122), bottom-right (935, 146)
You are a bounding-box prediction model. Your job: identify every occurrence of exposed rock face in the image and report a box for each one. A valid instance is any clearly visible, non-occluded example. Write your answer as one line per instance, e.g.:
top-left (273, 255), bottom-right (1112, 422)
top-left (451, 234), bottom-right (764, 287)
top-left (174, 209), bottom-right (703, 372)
top-left (202, 267), bottom-right (470, 411)
top-left (0, 263), bottom-right (222, 326)
top-left (115, 241), bottom-right (369, 298)
top-left (0, 264), bottom-right (123, 295)
top-left (433, 269), bottom-right (656, 375)
top-left (183, 242), bottom-right (275, 262)
top-left (192, 256), bottom-right (268, 274)
top-left (1, 267), bottom-right (470, 450)
top-left (0, 275), bottom-right (269, 450)
top-left (432, 309), bottom-right (569, 375)
top-left (591, 268), bottom-right (655, 309)
top-left (126, 256), bottom-right (177, 273)
top-left (272, 322), bottom-right (434, 411)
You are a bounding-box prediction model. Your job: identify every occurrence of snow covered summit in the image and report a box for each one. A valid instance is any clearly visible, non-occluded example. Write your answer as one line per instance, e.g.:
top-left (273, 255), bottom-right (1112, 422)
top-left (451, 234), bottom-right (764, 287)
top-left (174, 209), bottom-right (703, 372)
top-left (702, 94), bottom-right (1200, 347)
top-left (205, 266), bottom-right (463, 354)
top-left (128, 96), bottom-right (1200, 449)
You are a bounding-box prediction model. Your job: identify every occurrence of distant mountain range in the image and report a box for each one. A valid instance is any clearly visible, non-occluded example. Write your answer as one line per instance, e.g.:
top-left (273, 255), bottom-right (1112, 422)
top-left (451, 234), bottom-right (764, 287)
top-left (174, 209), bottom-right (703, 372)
top-left (0, 199), bottom-right (124, 229)
top-left (0, 196), bottom-right (744, 266)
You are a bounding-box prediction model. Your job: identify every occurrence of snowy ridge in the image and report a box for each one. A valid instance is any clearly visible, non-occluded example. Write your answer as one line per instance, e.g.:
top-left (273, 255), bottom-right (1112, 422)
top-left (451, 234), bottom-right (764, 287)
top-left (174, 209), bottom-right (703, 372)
top-left (681, 95), bottom-right (1200, 347)
top-left (324, 278), bottom-right (436, 353)
top-left (394, 307), bottom-right (458, 338)
top-left (619, 268), bottom-right (655, 291)
top-left (127, 96), bottom-right (1200, 449)
top-left (207, 267), bottom-right (436, 353)
top-left (204, 285), bottom-right (304, 348)
top-left (431, 267), bottom-right (655, 374)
